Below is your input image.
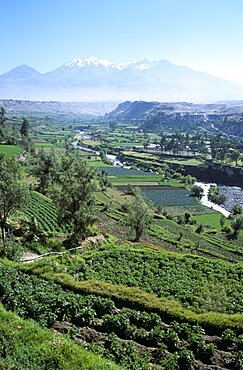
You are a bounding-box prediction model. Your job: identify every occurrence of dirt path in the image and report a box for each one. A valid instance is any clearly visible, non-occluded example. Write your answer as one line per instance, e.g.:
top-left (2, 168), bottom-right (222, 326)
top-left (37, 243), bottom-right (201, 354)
top-left (20, 235), bottom-right (106, 262)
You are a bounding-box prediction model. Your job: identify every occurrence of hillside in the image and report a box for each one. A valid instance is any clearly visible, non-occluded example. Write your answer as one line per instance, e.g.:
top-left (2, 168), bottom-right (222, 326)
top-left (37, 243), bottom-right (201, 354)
top-left (0, 99), bottom-right (118, 116)
top-left (106, 100), bottom-right (243, 137)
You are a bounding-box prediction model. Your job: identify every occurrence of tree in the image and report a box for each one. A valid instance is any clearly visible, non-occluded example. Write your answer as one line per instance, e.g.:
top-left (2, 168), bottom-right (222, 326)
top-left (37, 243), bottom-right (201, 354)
top-left (0, 157), bottom-right (28, 243)
top-left (0, 107), bottom-right (6, 140)
top-left (220, 214), bottom-right (225, 228)
top-left (184, 212), bottom-right (191, 224)
top-left (29, 149), bottom-right (57, 193)
top-left (50, 154), bottom-right (97, 245)
top-left (0, 107), bottom-right (6, 127)
top-left (109, 121), bottom-right (117, 131)
top-left (98, 170), bottom-right (112, 191)
top-left (231, 150), bottom-right (240, 166)
top-left (232, 204), bottom-right (243, 215)
top-left (20, 117), bottom-right (29, 137)
top-left (231, 215), bottom-right (243, 238)
top-left (208, 186), bottom-right (226, 205)
top-left (191, 185), bottom-right (203, 199)
top-left (125, 188), bottom-right (152, 242)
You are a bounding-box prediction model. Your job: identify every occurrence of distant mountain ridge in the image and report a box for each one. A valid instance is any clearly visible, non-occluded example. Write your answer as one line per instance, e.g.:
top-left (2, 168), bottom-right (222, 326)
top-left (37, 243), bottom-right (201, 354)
top-left (106, 100), bottom-right (243, 120)
top-left (0, 99), bottom-right (118, 116)
top-left (106, 100), bottom-right (243, 137)
top-left (1, 57), bottom-right (243, 102)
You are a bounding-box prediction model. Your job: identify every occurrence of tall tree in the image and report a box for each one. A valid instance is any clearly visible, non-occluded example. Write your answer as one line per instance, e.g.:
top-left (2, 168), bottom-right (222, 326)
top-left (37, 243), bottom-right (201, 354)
top-left (125, 188), bottom-right (152, 242)
top-left (29, 149), bottom-right (57, 193)
top-left (20, 117), bottom-right (29, 137)
top-left (0, 157), bottom-right (28, 243)
top-left (0, 107), bottom-right (6, 140)
top-left (191, 185), bottom-right (204, 199)
top-left (0, 107), bottom-right (6, 127)
top-left (231, 150), bottom-right (240, 166)
top-left (50, 154), bottom-right (97, 245)
top-left (231, 215), bottom-right (243, 238)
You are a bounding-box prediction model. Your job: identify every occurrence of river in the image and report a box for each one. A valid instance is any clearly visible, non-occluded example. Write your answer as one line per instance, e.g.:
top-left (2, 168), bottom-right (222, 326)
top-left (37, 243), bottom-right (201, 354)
top-left (195, 182), bottom-right (230, 217)
top-left (73, 133), bottom-right (241, 217)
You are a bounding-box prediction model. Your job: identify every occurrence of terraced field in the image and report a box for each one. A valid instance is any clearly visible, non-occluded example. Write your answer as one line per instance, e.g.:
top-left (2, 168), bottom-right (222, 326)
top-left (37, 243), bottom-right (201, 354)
top-left (0, 144), bottom-right (24, 157)
top-left (24, 191), bottom-right (69, 234)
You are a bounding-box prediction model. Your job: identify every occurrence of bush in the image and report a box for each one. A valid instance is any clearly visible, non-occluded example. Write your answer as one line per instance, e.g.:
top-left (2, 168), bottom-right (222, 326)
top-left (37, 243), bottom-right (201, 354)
top-left (0, 240), bottom-right (23, 261)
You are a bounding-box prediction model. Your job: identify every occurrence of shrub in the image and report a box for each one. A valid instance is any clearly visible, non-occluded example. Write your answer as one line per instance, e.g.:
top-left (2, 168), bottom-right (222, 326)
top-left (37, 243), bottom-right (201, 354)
top-left (0, 240), bottom-right (23, 261)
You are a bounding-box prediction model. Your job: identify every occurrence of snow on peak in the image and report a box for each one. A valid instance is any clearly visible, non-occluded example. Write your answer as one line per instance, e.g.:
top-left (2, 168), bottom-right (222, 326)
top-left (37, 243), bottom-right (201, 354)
top-left (116, 59), bottom-right (155, 71)
top-left (65, 57), bottom-right (113, 68)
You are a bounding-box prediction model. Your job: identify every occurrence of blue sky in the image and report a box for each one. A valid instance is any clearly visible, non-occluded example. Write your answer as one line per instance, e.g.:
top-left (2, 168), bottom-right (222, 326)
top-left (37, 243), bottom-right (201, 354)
top-left (1, 0), bottom-right (243, 83)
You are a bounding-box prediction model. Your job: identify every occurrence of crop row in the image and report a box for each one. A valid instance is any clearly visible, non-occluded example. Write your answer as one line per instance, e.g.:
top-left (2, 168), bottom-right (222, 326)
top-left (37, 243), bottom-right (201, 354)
top-left (1, 261), bottom-right (243, 369)
top-left (48, 246), bottom-right (243, 315)
top-left (141, 188), bottom-right (200, 207)
top-left (150, 218), bottom-right (243, 262)
top-left (0, 304), bottom-right (120, 370)
top-left (24, 191), bottom-right (69, 234)
top-left (97, 167), bottom-right (155, 177)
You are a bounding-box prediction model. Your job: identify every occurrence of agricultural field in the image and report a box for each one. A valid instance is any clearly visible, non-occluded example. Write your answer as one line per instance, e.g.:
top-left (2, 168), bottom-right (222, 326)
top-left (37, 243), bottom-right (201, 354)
top-left (40, 245), bottom-right (243, 315)
top-left (0, 304), bottom-right (119, 370)
top-left (34, 142), bottom-right (55, 149)
top-left (163, 157), bottom-right (204, 166)
top-left (1, 112), bottom-right (243, 369)
top-left (140, 186), bottom-right (199, 207)
top-left (81, 139), bottom-right (101, 147)
top-left (23, 191), bottom-right (68, 234)
top-left (193, 213), bottom-right (228, 230)
top-left (97, 166), bottom-right (156, 176)
top-left (1, 257), bottom-right (243, 369)
top-left (0, 144), bottom-right (24, 157)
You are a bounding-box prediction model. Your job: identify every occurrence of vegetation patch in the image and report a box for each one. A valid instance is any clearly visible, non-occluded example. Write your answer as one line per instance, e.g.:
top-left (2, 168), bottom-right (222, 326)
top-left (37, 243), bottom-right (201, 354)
top-left (0, 304), bottom-right (120, 370)
top-left (0, 144), bottom-right (24, 157)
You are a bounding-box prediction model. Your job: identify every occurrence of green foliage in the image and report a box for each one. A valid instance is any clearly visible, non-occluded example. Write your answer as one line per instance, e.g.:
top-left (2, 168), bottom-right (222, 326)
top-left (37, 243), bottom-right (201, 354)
top-left (0, 304), bottom-right (120, 370)
top-left (50, 153), bottom-right (97, 244)
top-left (0, 144), bottom-right (24, 157)
top-left (232, 204), bottom-right (243, 215)
top-left (49, 246), bottom-right (243, 315)
top-left (125, 188), bottom-right (152, 241)
top-left (0, 240), bottom-right (23, 261)
top-left (20, 117), bottom-right (29, 137)
top-left (142, 187), bottom-right (200, 207)
top-left (0, 262), bottom-right (116, 327)
top-left (208, 186), bottom-right (227, 205)
top-left (29, 149), bottom-right (57, 193)
top-left (231, 215), bottom-right (243, 237)
top-left (191, 185), bottom-right (203, 199)
top-left (1, 256), bottom-right (242, 368)
top-left (24, 191), bottom-right (68, 234)
top-left (0, 156), bottom-right (28, 242)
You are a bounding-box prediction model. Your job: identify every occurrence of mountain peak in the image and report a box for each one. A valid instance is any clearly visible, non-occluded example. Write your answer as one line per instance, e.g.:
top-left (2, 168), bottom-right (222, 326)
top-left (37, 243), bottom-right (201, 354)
top-left (11, 64), bottom-right (39, 73)
top-left (1, 57), bottom-right (243, 102)
top-left (65, 56), bottom-right (112, 68)
top-left (1, 64), bottom-right (41, 80)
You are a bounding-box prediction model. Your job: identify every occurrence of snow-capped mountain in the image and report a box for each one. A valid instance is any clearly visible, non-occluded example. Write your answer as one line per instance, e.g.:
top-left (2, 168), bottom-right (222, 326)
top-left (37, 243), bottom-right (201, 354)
top-left (1, 57), bottom-right (243, 102)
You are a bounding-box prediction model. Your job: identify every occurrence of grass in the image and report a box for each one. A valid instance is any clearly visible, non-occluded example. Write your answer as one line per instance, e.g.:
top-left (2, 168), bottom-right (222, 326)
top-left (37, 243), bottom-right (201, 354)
top-left (34, 142), bottom-right (55, 149)
top-left (110, 175), bottom-right (161, 184)
top-left (123, 151), bottom-right (159, 159)
top-left (82, 139), bottom-right (101, 147)
top-left (0, 144), bottom-right (24, 157)
top-left (0, 304), bottom-right (121, 370)
top-left (193, 213), bottom-right (228, 230)
top-left (163, 158), bottom-right (203, 166)
top-left (89, 160), bottom-right (113, 167)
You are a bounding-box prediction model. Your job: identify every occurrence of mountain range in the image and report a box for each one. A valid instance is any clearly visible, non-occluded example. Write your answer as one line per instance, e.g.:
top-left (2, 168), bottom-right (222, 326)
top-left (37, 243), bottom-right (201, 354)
top-left (1, 56), bottom-right (243, 102)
